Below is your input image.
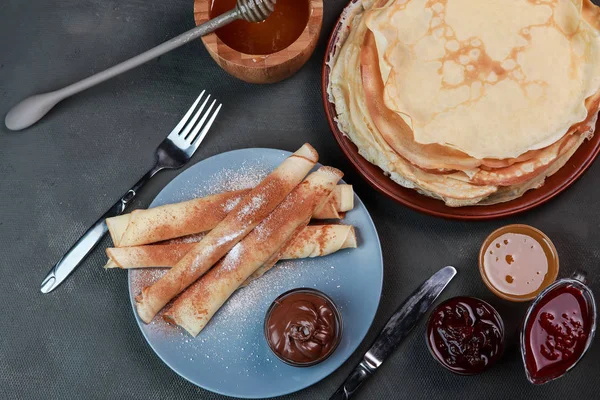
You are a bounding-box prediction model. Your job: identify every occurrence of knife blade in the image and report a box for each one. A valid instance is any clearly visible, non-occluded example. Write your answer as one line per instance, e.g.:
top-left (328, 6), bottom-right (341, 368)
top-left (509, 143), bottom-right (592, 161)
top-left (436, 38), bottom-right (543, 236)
top-left (329, 266), bottom-right (457, 400)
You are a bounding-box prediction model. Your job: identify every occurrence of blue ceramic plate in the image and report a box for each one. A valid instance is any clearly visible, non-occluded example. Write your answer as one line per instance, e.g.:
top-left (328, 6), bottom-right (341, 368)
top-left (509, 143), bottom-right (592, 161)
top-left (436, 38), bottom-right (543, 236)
top-left (128, 148), bottom-right (383, 398)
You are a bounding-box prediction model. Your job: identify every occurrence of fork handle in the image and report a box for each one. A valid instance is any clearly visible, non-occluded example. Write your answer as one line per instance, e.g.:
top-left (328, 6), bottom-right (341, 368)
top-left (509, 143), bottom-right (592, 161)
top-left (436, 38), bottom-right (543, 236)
top-left (40, 166), bottom-right (161, 293)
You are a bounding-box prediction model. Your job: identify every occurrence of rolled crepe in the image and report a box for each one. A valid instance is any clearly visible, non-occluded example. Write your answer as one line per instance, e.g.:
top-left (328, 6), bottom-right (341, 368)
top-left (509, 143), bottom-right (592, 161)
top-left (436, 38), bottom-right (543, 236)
top-left (104, 225), bottom-right (357, 268)
top-left (313, 184), bottom-right (354, 219)
top-left (106, 190), bottom-right (248, 247)
top-left (135, 143), bottom-right (319, 323)
top-left (243, 224), bottom-right (357, 286)
top-left (163, 166), bottom-right (344, 336)
top-left (281, 225), bottom-right (357, 259)
top-left (107, 185), bottom-right (353, 247)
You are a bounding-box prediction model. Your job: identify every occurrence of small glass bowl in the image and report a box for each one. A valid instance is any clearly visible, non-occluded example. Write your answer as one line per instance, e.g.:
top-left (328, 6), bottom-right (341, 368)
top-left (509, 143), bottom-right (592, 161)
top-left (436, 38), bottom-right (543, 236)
top-left (479, 224), bottom-right (559, 302)
top-left (520, 271), bottom-right (597, 385)
top-left (264, 288), bottom-right (343, 367)
top-left (426, 296), bottom-right (505, 375)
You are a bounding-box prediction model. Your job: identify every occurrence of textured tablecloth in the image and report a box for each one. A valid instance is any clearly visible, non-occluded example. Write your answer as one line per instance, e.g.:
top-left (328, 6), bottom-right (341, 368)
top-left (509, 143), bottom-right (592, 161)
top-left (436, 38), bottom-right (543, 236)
top-left (1, 0), bottom-right (600, 399)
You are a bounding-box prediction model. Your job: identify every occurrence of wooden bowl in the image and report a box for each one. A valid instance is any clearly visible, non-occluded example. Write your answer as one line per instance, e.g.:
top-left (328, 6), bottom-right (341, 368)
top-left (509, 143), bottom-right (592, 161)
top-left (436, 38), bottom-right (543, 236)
top-left (321, 0), bottom-right (600, 220)
top-left (194, 0), bottom-right (323, 84)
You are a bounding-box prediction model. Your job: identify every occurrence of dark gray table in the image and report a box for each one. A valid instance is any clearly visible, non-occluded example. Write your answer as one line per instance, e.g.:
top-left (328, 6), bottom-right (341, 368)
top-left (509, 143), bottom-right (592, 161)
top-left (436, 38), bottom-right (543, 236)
top-left (1, 0), bottom-right (599, 399)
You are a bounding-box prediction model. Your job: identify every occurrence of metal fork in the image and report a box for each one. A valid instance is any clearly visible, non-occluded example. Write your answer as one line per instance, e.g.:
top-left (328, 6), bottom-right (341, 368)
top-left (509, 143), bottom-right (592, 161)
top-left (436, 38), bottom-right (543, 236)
top-left (40, 91), bottom-right (222, 293)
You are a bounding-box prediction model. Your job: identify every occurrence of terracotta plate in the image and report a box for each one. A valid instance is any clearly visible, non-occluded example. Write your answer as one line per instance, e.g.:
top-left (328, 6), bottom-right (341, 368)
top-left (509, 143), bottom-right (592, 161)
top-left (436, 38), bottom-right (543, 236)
top-left (321, 0), bottom-right (600, 220)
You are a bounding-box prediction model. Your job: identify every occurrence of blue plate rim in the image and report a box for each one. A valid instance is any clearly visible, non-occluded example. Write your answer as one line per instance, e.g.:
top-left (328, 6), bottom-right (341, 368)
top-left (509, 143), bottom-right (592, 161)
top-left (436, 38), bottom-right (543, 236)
top-left (127, 147), bottom-right (383, 398)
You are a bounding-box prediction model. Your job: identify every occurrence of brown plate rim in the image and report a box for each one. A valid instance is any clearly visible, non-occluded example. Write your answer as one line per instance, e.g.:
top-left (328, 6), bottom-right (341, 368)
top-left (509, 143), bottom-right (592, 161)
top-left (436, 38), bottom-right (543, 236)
top-left (320, 0), bottom-right (600, 221)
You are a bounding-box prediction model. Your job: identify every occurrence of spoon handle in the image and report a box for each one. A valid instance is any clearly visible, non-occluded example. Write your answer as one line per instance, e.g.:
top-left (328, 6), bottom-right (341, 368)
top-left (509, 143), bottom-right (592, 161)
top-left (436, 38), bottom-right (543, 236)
top-left (5, 9), bottom-right (239, 131)
top-left (60, 9), bottom-right (239, 98)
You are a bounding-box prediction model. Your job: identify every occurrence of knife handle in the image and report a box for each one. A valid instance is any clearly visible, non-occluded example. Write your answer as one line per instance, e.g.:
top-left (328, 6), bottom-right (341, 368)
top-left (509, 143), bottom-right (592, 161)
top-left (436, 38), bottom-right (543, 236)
top-left (40, 167), bottom-right (158, 293)
top-left (329, 361), bottom-right (373, 400)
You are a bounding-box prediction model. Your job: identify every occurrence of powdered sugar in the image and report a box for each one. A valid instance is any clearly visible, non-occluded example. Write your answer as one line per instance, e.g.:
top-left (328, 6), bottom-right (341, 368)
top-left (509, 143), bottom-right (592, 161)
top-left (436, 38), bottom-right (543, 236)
top-left (236, 193), bottom-right (266, 219)
top-left (189, 160), bottom-right (270, 200)
top-left (216, 228), bottom-right (246, 246)
top-left (219, 242), bottom-right (244, 273)
top-left (167, 232), bottom-right (206, 244)
top-left (251, 190), bottom-right (299, 243)
top-left (130, 267), bottom-right (168, 293)
top-left (252, 222), bottom-right (270, 242)
top-left (223, 197), bottom-right (242, 213)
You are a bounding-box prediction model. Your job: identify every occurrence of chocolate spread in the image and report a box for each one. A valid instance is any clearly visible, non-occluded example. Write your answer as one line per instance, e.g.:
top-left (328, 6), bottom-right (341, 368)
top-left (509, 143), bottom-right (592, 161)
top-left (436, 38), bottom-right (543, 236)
top-left (266, 290), bottom-right (340, 365)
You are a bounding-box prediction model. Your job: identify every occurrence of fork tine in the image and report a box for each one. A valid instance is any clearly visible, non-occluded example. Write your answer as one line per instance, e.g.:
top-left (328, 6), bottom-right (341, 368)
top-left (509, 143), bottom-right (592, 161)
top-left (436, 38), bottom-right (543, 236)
top-left (167, 90), bottom-right (205, 138)
top-left (190, 103), bottom-right (222, 149)
top-left (186, 99), bottom-right (217, 144)
top-left (180, 95), bottom-right (211, 140)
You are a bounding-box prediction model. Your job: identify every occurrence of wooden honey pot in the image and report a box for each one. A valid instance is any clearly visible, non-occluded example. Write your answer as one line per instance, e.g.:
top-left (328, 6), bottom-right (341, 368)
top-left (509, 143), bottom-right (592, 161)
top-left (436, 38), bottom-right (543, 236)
top-left (194, 0), bottom-right (323, 84)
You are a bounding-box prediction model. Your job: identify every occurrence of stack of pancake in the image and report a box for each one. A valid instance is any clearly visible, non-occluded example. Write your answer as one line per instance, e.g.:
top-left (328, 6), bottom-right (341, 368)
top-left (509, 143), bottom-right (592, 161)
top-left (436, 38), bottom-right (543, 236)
top-left (328, 0), bottom-right (600, 206)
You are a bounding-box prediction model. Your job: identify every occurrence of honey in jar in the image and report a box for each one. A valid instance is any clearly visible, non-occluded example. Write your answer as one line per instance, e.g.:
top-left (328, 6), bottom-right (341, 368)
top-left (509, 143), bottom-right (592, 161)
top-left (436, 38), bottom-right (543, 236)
top-left (210, 0), bottom-right (310, 55)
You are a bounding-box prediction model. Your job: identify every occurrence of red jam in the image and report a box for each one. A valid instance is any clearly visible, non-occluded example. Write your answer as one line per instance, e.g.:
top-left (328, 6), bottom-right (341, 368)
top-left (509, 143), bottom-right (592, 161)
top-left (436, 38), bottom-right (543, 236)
top-left (427, 297), bottom-right (504, 375)
top-left (524, 285), bottom-right (590, 382)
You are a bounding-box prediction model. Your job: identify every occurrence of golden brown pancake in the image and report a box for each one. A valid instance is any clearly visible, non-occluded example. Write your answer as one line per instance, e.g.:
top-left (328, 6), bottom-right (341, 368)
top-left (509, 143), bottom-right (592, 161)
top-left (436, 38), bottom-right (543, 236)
top-left (328, 0), bottom-right (600, 206)
top-left (366, 0), bottom-right (600, 159)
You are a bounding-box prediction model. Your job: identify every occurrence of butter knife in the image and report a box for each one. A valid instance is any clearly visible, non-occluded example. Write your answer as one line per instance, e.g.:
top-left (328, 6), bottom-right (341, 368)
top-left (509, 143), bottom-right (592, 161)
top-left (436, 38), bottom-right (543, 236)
top-left (329, 266), bottom-right (457, 400)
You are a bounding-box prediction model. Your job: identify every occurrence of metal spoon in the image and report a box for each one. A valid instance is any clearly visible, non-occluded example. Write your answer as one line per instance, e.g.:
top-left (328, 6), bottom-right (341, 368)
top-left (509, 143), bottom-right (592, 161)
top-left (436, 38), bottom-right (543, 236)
top-left (5, 0), bottom-right (276, 131)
